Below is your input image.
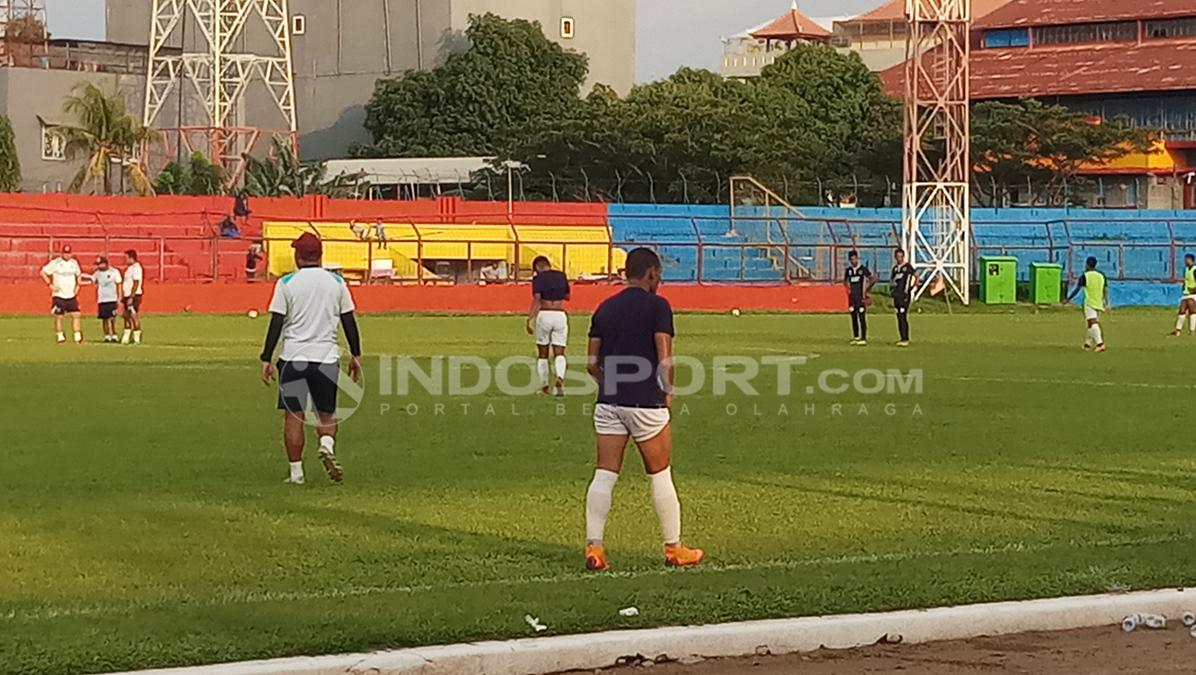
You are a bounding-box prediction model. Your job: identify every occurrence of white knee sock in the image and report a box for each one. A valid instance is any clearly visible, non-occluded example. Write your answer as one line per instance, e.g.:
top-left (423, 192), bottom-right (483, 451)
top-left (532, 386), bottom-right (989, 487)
top-left (1188, 314), bottom-right (1195, 332)
top-left (1177, 315), bottom-right (1186, 331)
top-left (554, 355), bottom-right (567, 382)
top-left (1093, 324), bottom-right (1103, 345)
top-left (1085, 326), bottom-right (1097, 345)
top-left (649, 467), bottom-right (682, 546)
top-left (537, 358), bottom-right (549, 388)
top-left (585, 469), bottom-right (619, 544)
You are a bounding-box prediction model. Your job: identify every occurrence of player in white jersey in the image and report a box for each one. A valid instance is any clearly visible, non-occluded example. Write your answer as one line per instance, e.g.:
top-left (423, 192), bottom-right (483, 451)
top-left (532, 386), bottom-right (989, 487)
top-left (84, 257), bottom-right (123, 342)
top-left (260, 233), bottom-right (363, 485)
top-left (121, 250), bottom-right (145, 345)
top-left (40, 245), bottom-right (83, 344)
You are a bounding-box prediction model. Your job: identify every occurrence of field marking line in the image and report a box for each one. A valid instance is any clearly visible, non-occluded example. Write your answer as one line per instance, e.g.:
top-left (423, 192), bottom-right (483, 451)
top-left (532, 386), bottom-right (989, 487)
top-left (4, 531), bottom-right (1192, 623)
top-left (108, 587), bottom-right (1196, 675)
top-left (936, 375), bottom-right (1196, 390)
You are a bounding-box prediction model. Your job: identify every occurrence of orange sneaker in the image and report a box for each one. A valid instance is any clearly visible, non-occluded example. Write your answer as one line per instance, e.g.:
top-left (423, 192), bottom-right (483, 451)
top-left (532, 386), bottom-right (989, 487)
top-left (664, 543), bottom-right (704, 568)
top-left (585, 544), bottom-right (609, 571)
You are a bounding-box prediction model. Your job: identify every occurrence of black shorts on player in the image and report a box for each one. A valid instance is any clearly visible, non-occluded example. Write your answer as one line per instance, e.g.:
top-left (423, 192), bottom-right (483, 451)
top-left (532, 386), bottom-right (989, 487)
top-left (52, 297), bottom-right (80, 315)
top-left (123, 295), bottom-right (143, 314)
top-left (98, 301), bottom-right (118, 320)
top-left (276, 360), bottom-right (340, 415)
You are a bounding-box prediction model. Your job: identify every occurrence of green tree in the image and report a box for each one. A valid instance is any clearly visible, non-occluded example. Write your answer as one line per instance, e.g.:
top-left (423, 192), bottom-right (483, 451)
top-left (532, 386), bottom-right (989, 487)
top-left (59, 83), bottom-right (158, 195)
top-left (361, 13), bottom-right (589, 157)
top-left (155, 151), bottom-right (224, 195)
top-left (0, 115), bottom-right (21, 192)
top-left (244, 137), bottom-right (363, 198)
top-left (972, 99), bottom-right (1156, 207)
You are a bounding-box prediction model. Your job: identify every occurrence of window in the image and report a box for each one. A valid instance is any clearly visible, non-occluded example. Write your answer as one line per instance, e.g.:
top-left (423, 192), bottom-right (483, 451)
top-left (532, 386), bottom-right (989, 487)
top-left (560, 17), bottom-right (574, 39)
top-left (291, 14), bottom-right (306, 36)
top-left (1034, 21), bottom-right (1136, 46)
top-left (983, 28), bottom-right (1029, 48)
top-left (41, 123), bottom-right (65, 161)
top-left (1146, 17), bottom-right (1196, 40)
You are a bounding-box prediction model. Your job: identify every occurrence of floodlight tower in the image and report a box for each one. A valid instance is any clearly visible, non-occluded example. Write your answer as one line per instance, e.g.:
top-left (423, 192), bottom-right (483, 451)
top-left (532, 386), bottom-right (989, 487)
top-left (144, 0), bottom-right (298, 184)
top-left (902, 0), bottom-right (971, 303)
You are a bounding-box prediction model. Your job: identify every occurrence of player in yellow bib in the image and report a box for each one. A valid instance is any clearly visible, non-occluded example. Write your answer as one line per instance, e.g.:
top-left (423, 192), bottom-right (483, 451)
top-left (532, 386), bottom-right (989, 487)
top-left (1065, 256), bottom-right (1109, 352)
top-left (1172, 254), bottom-right (1196, 336)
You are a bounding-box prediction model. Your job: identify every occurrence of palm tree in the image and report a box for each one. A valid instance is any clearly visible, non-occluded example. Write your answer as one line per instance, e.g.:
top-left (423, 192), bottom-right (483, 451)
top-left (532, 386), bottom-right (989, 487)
top-left (243, 136), bottom-right (364, 198)
top-left (59, 83), bottom-right (158, 195)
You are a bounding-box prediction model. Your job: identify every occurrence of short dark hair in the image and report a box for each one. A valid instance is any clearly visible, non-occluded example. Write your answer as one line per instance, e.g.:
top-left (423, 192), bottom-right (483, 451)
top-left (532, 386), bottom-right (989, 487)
top-left (532, 256), bottom-right (551, 269)
top-left (1186, 254), bottom-right (1195, 263)
top-left (626, 247), bottom-right (662, 280)
top-left (848, 249), bottom-right (859, 259)
top-left (1086, 256), bottom-right (1098, 269)
top-left (894, 247), bottom-right (905, 255)
top-left (125, 249), bottom-right (138, 262)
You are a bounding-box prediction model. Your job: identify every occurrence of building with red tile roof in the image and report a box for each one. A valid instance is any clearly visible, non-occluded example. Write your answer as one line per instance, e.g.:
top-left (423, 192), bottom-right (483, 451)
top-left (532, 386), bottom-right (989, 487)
top-left (832, 0), bottom-right (1013, 71)
top-left (721, 2), bottom-right (834, 80)
top-left (877, 0), bottom-right (1196, 207)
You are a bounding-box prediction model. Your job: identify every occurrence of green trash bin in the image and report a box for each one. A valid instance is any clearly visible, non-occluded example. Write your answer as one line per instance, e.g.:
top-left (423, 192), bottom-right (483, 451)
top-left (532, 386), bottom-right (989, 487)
top-left (979, 256), bottom-right (1017, 305)
top-left (1030, 263), bottom-right (1063, 304)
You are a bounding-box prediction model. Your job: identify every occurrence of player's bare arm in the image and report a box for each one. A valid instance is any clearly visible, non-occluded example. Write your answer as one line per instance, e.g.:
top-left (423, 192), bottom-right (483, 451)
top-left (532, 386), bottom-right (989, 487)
top-left (527, 294), bottom-right (541, 335)
top-left (587, 337), bottom-right (602, 382)
top-left (656, 332), bottom-right (674, 409)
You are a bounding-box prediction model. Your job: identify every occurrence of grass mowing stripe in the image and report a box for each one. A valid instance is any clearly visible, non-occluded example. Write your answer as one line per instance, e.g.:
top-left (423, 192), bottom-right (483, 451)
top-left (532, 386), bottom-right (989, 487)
top-left (5, 531), bottom-right (1192, 623)
top-left (937, 375), bottom-right (1196, 390)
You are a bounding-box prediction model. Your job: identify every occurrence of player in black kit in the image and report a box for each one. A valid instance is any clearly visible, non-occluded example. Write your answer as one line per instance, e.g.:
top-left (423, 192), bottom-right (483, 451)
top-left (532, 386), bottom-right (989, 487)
top-left (844, 250), bottom-right (874, 346)
top-left (890, 248), bottom-right (917, 347)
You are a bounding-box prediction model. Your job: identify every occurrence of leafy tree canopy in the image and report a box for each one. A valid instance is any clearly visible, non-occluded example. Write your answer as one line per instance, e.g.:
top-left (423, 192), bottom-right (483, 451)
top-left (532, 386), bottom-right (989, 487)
top-left (0, 115), bottom-right (21, 193)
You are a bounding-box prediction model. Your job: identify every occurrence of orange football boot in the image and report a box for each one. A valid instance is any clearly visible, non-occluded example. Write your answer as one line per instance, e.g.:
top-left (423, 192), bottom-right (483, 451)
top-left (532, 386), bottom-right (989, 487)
top-left (585, 544), bottom-right (609, 571)
top-left (664, 543), bottom-right (704, 568)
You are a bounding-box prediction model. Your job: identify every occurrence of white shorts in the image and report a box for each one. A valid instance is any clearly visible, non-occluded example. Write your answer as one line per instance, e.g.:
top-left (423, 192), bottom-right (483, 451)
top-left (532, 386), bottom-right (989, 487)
top-left (594, 403), bottom-right (670, 443)
top-left (1182, 295), bottom-right (1196, 304)
top-left (535, 311), bottom-right (569, 347)
top-left (1084, 307), bottom-right (1101, 321)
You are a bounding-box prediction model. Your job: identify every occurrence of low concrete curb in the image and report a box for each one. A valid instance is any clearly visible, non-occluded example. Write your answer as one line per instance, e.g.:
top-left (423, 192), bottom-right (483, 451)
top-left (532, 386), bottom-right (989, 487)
top-left (117, 588), bottom-right (1196, 675)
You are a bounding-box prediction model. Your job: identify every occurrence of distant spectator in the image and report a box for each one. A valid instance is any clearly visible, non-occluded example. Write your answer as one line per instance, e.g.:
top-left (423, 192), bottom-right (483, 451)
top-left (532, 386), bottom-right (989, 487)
top-left (234, 190), bottom-right (251, 219)
top-left (220, 215), bottom-right (241, 238)
top-left (349, 220), bottom-right (369, 241)
top-left (245, 242), bottom-right (264, 282)
top-left (373, 219), bottom-right (388, 250)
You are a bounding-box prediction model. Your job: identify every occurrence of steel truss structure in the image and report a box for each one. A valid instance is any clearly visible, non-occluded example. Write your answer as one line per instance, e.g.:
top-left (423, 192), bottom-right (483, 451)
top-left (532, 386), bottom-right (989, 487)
top-left (0, 0), bottom-right (48, 66)
top-left (144, 0), bottom-right (297, 184)
top-left (902, 0), bottom-right (971, 303)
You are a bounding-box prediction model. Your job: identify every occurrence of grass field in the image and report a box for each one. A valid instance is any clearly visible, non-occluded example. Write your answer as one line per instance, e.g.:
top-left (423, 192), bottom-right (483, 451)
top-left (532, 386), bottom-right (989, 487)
top-left (3, 307), bottom-right (1196, 675)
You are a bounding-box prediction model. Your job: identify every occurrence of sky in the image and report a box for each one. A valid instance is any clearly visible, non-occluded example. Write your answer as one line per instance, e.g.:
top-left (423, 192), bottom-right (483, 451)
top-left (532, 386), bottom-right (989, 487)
top-left (45, 0), bottom-right (888, 83)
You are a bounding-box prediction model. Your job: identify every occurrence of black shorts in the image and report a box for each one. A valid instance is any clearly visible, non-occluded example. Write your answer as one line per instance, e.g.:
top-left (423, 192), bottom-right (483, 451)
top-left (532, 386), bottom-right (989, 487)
top-left (98, 301), bottom-right (119, 320)
top-left (893, 296), bottom-right (910, 311)
top-left (849, 298), bottom-right (866, 312)
top-left (123, 295), bottom-right (142, 314)
top-left (51, 297), bottom-right (80, 315)
top-left (277, 360), bottom-right (340, 415)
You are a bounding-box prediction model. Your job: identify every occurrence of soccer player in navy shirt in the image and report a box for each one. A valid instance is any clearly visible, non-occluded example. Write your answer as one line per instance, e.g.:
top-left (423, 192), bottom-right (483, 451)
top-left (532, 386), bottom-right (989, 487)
top-left (890, 248), bottom-right (917, 347)
top-left (527, 256), bottom-right (570, 396)
top-left (583, 248), bottom-right (703, 571)
top-left (844, 250), bottom-right (875, 345)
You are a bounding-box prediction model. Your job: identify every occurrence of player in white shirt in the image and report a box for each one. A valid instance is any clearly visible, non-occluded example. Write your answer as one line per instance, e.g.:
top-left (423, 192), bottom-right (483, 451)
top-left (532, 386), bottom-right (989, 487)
top-left (40, 245), bottom-right (83, 344)
top-left (259, 233), bottom-right (363, 485)
top-left (121, 249), bottom-right (145, 345)
top-left (84, 257), bottom-right (123, 343)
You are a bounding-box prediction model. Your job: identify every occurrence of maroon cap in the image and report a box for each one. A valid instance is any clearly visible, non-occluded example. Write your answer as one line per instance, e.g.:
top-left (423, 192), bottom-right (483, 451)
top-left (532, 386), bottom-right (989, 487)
top-left (292, 232), bottom-right (322, 258)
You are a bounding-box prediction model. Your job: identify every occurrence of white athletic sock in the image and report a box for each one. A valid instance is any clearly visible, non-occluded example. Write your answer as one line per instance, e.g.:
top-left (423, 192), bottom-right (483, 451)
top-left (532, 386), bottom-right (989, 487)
top-left (585, 469), bottom-right (619, 544)
top-left (1178, 315), bottom-right (1186, 331)
top-left (289, 461), bottom-right (304, 481)
top-left (1093, 324), bottom-right (1104, 346)
top-left (537, 358), bottom-right (550, 388)
top-left (649, 467), bottom-right (682, 546)
top-left (121, 329), bottom-right (131, 344)
top-left (554, 355), bottom-right (567, 382)
top-left (1189, 314), bottom-right (1195, 332)
top-left (73, 331), bottom-right (82, 343)
top-left (319, 435), bottom-right (335, 455)
top-left (1085, 326), bottom-right (1096, 345)
top-left (133, 330), bottom-right (142, 344)
top-left (55, 331), bottom-right (65, 341)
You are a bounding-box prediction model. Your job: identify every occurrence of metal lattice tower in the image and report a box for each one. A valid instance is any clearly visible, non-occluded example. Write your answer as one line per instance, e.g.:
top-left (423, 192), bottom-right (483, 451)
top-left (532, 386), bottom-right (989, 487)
top-left (0, 0), bottom-right (48, 66)
top-left (902, 0), bottom-right (971, 304)
top-left (144, 0), bottom-right (297, 183)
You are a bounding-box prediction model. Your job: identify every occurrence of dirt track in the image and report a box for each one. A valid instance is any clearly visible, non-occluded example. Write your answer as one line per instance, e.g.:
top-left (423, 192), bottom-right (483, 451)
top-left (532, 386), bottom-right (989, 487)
top-left (581, 625), bottom-right (1196, 674)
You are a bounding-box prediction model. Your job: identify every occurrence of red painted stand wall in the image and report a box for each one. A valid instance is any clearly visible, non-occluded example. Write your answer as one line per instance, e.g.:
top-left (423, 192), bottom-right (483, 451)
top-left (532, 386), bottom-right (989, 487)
top-left (1, 282), bottom-right (846, 316)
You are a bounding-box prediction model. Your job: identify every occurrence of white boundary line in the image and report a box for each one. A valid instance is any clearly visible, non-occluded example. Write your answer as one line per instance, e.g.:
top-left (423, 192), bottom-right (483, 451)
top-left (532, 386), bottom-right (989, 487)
top-left (115, 588), bottom-right (1196, 675)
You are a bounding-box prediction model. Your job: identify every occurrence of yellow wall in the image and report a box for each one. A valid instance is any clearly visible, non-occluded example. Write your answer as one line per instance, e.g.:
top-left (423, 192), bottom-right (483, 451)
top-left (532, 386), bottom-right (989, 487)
top-left (263, 221), bottom-right (625, 280)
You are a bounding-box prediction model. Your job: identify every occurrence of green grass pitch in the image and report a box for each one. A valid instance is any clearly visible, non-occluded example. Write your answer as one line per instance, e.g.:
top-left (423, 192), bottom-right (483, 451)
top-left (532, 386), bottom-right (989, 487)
top-left (2, 308), bottom-right (1195, 674)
